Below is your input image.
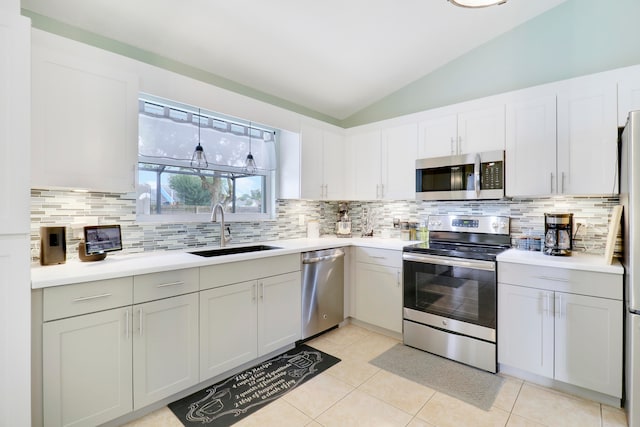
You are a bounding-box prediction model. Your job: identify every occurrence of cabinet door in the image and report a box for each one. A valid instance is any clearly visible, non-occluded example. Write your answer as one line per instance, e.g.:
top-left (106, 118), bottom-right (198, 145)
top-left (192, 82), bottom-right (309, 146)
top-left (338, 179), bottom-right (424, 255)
top-left (322, 130), bottom-right (346, 200)
top-left (382, 123), bottom-right (418, 200)
top-left (200, 281), bottom-right (258, 381)
top-left (258, 271), bottom-right (301, 355)
top-left (497, 284), bottom-right (554, 378)
top-left (299, 123), bottom-right (324, 199)
top-left (505, 95), bottom-right (557, 196)
top-left (0, 14), bottom-right (29, 234)
top-left (133, 293), bottom-right (199, 410)
top-left (557, 79), bottom-right (618, 195)
top-left (354, 263), bottom-right (402, 333)
top-left (418, 113), bottom-right (457, 158)
top-left (43, 307), bottom-right (132, 427)
top-left (457, 105), bottom-right (506, 154)
top-left (31, 47), bottom-right (138, 193)
top-left (617, 65), bottom-right (640, 126)
top-left (554, 292), bottom-right (623, 397)
top-left (349, 130), bottom-right (382, 200)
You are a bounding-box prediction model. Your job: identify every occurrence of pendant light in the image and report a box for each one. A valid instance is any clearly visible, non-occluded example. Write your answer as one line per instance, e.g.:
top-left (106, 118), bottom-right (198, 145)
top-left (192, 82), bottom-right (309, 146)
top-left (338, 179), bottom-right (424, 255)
top-left (448, 0), bottom-right (507, 8)
top-left (190, 109), bottom-right (208, 169)
top-left (244, 123), bottom-right (257, 174)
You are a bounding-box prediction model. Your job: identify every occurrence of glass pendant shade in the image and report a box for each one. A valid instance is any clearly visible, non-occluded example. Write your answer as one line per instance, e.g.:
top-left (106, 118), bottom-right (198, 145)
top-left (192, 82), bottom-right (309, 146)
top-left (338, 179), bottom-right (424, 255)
top-left (244, 152), bottom-right (257, 174)
top-left (448, 0), bottom-right (507, 7)
top-left (190, 142), bottom-right (208, 168)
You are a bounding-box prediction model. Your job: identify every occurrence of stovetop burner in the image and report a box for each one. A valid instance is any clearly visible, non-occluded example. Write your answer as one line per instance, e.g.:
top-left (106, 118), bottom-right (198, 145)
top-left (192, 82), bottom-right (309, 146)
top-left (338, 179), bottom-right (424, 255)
top-left (402, 215), bottom-right (511, 261)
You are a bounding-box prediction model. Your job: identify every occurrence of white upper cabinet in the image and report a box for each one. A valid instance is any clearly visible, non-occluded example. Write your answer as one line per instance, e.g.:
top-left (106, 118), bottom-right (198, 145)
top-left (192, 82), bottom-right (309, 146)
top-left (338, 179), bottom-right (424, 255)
top-left (457, 104), bottom-right (506, 154)
top-left (506, 93), bottom-right (557, 197)
top-left (348, 123), bottom-right (417, 200)
top-left (381, 123), bottom-right (418, 200)
top-left (617, 65), bottom-right (640, 126)
top-left (418, 103), bottom-right (505, 159)
top-left (348, 130), bottom-right (382, 200)
top-left (299, 122), bottom-right (346, 200)
top-left (556, 76), bottom-right (618, 195)
top-left (31, 46), bottom-right (138, 193)
top-left (418, 113), bottom-right (457, 158)
top-left (0, 14), bottom-right (29, 234)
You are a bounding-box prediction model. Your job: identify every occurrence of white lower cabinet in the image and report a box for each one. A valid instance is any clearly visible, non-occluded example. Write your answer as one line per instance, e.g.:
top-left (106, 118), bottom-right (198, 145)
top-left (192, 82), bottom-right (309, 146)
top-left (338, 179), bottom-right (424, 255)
top-left (133, 293), bottom-right (199, 410)
top-left (498, 262), bottom-right (623, 399)
top-left (354, 248), bottom-right (402, 333)
top-left (43, 307), bottom-right (133, 427)
top-left (199, 269), bottom-right (301, 382)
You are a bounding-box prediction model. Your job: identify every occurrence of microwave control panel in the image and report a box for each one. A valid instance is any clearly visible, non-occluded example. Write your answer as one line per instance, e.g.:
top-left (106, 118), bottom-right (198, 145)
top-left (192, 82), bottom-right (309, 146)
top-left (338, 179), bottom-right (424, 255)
top-left (481, 161), bottom-right (503, 190)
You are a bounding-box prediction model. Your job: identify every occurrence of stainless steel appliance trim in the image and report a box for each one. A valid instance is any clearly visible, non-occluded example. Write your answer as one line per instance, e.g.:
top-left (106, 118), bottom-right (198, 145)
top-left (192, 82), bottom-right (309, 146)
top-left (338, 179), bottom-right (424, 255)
top-left (403, 307), bottom-right (496, 342)
top-left (302, 250), bottom-right (345, 264)
top-left (415, 188), bottom-right (505, 201)
top-left (474, 153), bottom-right (481, 198)
top-left (402, 252), bottom-right (496, 271)
top-left (426, 214), bottom-right (510, 234)
top-left (415, 150), bottom-right (504, 169)
top-left (403, 319), bottom-right (496, 373)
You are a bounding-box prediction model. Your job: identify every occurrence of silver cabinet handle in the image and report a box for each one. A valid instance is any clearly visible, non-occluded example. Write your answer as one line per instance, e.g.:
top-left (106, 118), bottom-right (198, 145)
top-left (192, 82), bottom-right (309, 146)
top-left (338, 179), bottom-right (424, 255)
top-left (156, 281), bottom-right (184, 288)
top-left (139, 308), bottom-right (143, 336)
top-left (450, 137), bottom-right (455, 155)
top-left (457, 135), bottom-right (462, 154)
top-left (550, 172), bottom-right (554, 193)
top-left (125, 309), bottom-right (130, 340)
top-left (380, 184), bottom-right (385, 199)
top-left (561, 172), bottom-right (566, 194)
top-left (251, 283), bottom-right (256, 302)
top-left (325, 184), bottom-right (328, 198)
top-left (259, 282), bottom-right (264, 300)
top-left (534, 275), bottom-right (569, 283)
top-left (555, 294), bottom-right (563, 318)
top-left (73, 293), bottom-right (112, 302)
top-left (369, 255), bottom-right (386, 260)
top-left (396, 270), bottom-right (401, 287)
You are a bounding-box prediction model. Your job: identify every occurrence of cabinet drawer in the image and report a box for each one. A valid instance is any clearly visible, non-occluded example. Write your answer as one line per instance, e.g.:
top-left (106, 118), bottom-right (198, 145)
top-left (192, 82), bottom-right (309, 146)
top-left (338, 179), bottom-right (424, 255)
top-left (498, 262), bottom-right (622, 300)
top-left (134, 268), bottom-right (199, 303)
top-left (200, 254), bottom-right (300, 290)
top-left (356, 247), bottom-right (401, 268)
top-left (43, 277), bottom-right (133, 321)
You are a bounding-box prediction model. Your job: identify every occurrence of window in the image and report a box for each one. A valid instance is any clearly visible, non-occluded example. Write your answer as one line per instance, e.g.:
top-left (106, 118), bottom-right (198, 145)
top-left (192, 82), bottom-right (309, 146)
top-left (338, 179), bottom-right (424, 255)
top-left (137, 95), bottom-right (277, 222)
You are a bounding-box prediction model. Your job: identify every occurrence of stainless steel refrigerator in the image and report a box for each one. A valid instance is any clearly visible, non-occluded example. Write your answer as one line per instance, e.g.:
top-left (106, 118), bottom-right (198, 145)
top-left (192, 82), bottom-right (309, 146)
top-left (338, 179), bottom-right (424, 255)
top-left (620, 110), bottom-right (640, 427)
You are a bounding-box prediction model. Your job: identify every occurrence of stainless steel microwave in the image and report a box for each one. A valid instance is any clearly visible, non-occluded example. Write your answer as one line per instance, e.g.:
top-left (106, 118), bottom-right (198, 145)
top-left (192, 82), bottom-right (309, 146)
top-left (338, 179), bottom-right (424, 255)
top-left (415, 150), bottom-right (505, 200)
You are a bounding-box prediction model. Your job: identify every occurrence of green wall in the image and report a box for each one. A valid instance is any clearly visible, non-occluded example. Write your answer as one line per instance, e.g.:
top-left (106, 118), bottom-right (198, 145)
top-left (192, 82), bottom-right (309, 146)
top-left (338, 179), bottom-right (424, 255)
top-left (342, 0), bottom-right (640, 127)
top-left (24, 0), bottom-right (640, 129)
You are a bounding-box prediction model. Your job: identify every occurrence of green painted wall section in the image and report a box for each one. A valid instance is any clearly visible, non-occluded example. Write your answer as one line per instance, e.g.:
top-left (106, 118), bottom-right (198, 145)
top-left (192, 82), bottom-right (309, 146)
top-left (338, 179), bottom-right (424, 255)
top-left (22, 9), bottom-right (342, 127)
top-left (23, 0), bottom-right (640, 129)
top-left (342, 0), bottom-right (640, 127)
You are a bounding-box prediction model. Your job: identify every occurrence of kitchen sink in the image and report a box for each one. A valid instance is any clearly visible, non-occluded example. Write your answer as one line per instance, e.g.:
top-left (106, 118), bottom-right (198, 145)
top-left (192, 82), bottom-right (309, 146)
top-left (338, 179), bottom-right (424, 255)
top-left (189, 245), bottom-right (281, 257)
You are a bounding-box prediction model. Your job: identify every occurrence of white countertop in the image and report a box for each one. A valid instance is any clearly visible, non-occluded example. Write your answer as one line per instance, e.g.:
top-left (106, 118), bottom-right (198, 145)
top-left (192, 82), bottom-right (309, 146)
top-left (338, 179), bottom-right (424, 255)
top-left (497, 248), bottom-right (624, 275)
top-left (31, 237), bottom-right (416, 289)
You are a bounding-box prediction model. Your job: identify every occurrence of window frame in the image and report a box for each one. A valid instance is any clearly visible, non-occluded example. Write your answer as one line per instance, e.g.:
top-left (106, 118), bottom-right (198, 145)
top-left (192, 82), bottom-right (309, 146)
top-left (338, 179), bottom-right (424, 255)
top-left (136, 95), bottom-right (277, 223)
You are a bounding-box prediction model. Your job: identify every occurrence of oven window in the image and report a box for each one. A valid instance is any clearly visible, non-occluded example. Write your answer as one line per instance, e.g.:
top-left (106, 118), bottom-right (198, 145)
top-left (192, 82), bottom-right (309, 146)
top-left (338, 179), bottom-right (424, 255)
top-left (403, 261), bottom-right (496, 329)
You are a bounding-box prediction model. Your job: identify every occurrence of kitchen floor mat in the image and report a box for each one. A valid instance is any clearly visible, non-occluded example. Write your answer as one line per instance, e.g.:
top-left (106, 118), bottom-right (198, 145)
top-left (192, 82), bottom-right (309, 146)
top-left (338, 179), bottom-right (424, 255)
top-left (168, 344), bottom-right (340, 426)
top-left (369, 343), bottom-right (503, 411)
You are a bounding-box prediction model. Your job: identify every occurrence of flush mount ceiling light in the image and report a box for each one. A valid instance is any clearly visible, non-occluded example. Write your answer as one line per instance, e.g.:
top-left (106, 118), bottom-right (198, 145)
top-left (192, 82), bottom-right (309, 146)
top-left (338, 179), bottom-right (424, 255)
top-left (448, 0), bottom-right (507, 8)
top-left (190, 109), bottom-right (208, 169)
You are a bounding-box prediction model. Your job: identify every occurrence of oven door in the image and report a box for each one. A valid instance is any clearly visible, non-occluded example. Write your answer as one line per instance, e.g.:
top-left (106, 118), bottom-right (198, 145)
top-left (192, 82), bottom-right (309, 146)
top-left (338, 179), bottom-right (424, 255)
top-left (402, 253), bottom-right (497, 342)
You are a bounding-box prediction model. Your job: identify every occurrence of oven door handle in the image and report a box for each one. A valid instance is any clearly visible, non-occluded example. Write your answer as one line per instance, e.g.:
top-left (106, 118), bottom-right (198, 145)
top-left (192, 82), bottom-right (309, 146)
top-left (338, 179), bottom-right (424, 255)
top-left (402, 253), bottom-right (495, 271)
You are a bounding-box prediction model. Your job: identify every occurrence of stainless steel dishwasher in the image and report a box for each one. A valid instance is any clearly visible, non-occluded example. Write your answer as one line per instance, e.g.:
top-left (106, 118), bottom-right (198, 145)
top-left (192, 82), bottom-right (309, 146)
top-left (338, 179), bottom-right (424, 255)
top-left (301, 248), bottom-right (345, 339)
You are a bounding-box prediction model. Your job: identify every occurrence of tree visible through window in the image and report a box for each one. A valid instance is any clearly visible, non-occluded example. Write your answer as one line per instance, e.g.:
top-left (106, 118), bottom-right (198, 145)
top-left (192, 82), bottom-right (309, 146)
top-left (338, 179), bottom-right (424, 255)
top-left (136, 95), bottom-right (275, 221)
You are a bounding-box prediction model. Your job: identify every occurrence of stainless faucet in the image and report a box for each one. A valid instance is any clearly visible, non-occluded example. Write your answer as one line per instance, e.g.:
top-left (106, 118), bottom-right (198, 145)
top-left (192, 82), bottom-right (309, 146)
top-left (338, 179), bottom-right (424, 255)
top-left (211, 203), bottom-right (232, 247)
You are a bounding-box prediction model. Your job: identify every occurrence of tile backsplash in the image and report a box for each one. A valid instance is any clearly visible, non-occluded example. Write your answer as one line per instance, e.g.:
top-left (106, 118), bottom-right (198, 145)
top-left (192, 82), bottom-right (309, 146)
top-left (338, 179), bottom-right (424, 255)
top-left (30, 189), bottom-right (621, 261)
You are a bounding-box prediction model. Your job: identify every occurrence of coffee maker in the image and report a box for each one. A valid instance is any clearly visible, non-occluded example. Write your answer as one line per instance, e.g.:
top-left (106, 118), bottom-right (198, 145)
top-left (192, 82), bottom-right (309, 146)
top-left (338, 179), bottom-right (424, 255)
top-left (336, 202), bottom-right (352, 238)
top-left (544, 213), bottom-right (573, 256)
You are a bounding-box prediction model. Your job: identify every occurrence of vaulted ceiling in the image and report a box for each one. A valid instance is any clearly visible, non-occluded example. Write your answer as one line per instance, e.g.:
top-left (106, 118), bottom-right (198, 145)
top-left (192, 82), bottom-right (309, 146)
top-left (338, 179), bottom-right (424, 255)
top-left (22, 0), bottom-right (568, 121)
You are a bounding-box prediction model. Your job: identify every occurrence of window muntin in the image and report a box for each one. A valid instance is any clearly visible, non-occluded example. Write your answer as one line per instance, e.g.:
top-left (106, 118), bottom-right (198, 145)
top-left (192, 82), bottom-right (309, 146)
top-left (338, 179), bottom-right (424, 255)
top-left (136, 95), bottom-right (276, 222)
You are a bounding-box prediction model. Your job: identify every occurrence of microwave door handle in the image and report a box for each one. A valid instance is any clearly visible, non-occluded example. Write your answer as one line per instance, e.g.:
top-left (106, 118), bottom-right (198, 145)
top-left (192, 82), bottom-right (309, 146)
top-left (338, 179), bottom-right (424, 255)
top-left (474, 153), bottom-right (481, 197)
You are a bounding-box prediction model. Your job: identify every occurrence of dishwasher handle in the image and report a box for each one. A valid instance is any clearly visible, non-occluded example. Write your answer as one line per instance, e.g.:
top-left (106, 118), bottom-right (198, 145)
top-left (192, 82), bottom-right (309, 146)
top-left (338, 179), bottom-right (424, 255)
top-left (302, 249), bottom-right (345, 264)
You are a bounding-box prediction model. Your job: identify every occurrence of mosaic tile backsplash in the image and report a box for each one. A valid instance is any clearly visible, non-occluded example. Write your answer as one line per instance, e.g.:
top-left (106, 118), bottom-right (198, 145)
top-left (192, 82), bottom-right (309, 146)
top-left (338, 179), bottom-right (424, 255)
top-left (30, 189), bottom-right (621, 261)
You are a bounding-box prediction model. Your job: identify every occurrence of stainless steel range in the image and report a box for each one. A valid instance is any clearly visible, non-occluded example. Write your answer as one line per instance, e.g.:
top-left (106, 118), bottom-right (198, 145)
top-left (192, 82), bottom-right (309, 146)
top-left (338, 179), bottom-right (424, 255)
top-left (402, 214), bottom-right (510, 373)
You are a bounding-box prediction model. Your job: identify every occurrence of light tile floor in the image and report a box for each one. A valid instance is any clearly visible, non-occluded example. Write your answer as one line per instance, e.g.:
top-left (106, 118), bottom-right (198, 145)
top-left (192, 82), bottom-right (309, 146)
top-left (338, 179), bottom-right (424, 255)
top-left (123, 324), bottom-right (628, 427)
